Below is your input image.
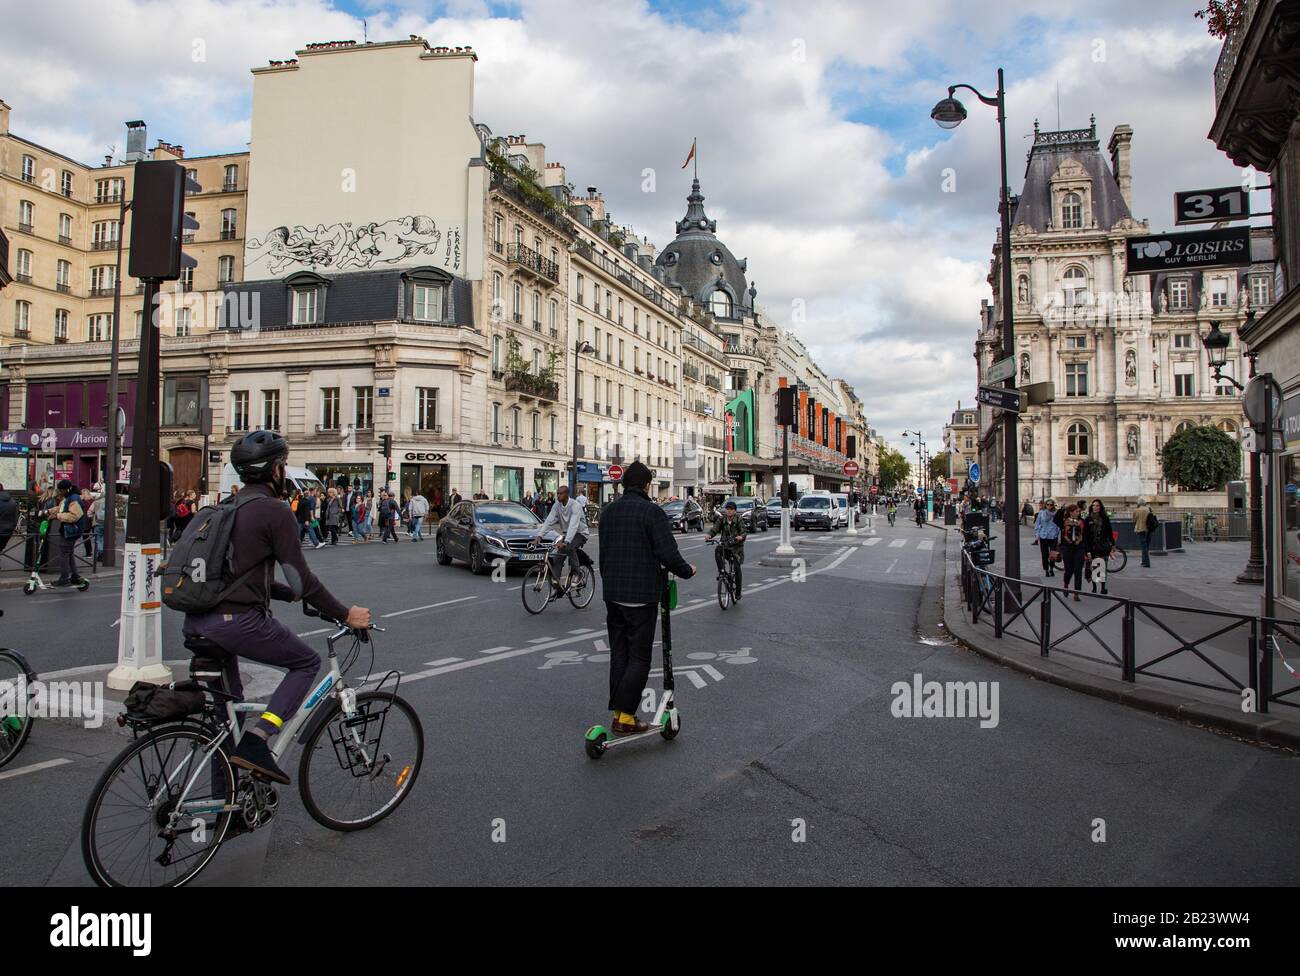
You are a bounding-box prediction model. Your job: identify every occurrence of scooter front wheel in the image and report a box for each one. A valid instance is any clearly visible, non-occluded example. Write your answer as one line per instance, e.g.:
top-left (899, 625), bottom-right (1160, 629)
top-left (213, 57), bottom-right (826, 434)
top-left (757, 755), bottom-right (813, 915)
top-left (660, 712), bottom-right (681, 741)
top-left (22, 582), bottom-right (35, 596)
top-left (75, 579), bottom-right (90, 592)
top-left (584, 728), bottom-right (607, 759)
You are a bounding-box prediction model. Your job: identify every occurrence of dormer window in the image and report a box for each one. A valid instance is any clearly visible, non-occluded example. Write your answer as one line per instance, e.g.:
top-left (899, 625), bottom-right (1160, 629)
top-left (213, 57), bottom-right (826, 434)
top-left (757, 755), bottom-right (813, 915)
top-left (710, 290), bottom-right (732, 318)
top-left (403, 267), bottom-right (454, 324)
top-left (293, 288), bottom-right (319, 325)
top-left (1062, 192), bottom-right (1082, 229)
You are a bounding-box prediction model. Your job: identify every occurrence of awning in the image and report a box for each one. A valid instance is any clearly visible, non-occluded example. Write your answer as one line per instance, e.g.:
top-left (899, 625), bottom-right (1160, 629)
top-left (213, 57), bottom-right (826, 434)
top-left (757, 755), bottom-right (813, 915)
top-left (724, 451), bottom-right (771, 472)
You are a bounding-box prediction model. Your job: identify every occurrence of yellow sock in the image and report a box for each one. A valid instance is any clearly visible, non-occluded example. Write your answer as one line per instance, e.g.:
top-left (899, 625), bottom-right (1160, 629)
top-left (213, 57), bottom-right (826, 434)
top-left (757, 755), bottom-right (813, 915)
top-left (616, 711), bottom-right (636, 724)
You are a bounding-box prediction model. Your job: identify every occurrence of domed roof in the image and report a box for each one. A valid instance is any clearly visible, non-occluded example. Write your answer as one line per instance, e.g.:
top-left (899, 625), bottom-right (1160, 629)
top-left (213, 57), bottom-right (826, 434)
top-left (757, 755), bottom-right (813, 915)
top-left (654, 178), bottom-right (752, 321)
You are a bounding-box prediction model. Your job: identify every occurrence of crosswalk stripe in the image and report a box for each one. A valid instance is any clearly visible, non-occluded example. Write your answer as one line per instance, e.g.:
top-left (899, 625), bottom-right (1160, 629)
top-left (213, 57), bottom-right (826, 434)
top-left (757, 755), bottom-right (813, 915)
top-left (918, 539), bottom-right (934, 550)
top-left (889, 539), bottom-right (907, 548)
top-left (863, 537), bottom-right (882, 546)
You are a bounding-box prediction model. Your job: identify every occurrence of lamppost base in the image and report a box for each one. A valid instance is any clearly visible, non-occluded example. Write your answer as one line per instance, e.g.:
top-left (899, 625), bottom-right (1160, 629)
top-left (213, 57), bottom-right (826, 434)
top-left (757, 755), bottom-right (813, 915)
top-left (1235, 561), bottom-right (1265, 585)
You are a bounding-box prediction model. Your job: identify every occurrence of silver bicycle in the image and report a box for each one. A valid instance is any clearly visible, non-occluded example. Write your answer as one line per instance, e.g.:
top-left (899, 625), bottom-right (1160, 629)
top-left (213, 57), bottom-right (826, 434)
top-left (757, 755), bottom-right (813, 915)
top-left (80, 609), bottom-right (424, 887)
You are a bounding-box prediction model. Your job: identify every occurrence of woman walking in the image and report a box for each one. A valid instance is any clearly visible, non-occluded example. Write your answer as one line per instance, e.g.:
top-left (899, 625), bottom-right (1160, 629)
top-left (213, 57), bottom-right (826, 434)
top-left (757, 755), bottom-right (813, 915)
top-left (1033, 498), bottom-right (1059, 577)
top-left (1083, 499), bottom-right (1114, 595)
top-left (1059, 503), bottom-right (1086, 601)
top-left (323, 488), bottom-right (344, 546)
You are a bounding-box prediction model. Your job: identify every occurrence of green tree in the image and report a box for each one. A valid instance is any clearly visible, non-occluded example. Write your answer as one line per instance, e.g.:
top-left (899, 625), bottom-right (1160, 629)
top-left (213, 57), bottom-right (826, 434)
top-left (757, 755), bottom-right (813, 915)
top-left (928, 453), bottom-right (951, 482)
top-left (878, 449), bottom-right (911, 491)
top-left (1074, 459), bottom-right (1109, 487)
top-left (1159, 424), bottom-right (1242, 491)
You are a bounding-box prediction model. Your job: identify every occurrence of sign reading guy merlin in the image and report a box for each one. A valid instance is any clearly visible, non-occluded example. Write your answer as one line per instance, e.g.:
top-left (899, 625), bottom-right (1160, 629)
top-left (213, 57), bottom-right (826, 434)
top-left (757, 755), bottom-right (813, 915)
top-left (1125, 227), bottom-right (1253, 274)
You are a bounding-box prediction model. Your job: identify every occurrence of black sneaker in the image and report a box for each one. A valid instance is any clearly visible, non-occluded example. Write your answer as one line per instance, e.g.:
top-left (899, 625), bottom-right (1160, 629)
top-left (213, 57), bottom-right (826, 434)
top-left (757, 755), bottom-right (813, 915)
top-left (230, 735), bottom-right (290, 785)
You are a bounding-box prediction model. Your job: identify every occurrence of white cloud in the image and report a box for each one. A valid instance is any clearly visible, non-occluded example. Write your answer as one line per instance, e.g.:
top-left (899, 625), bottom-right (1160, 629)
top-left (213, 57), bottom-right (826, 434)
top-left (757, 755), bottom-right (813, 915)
top-left (0, 0), bottom-right (1237, 452)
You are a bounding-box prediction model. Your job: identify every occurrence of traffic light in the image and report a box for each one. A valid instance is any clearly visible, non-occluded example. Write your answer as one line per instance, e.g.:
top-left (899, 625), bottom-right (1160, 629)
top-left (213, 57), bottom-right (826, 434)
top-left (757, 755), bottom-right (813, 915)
top-left (846, 434), bottom-right (857, 458)
top-left (379, 434), bottom-right (392, 458)
top-left (776, 387), bottom-right (796, 426)
top-left (128, 160), bottom-right (199, 281)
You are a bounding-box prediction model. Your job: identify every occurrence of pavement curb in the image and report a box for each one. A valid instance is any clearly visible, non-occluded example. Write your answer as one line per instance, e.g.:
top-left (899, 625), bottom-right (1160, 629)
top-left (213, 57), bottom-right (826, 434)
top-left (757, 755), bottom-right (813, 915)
top-left (937, 532), bottom-right (1300, 752)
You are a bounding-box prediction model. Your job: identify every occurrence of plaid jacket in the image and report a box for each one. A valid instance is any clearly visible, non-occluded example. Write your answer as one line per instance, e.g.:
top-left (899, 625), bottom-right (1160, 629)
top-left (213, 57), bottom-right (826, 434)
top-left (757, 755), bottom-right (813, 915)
top-left (597, 489), bottom-right (695, 604)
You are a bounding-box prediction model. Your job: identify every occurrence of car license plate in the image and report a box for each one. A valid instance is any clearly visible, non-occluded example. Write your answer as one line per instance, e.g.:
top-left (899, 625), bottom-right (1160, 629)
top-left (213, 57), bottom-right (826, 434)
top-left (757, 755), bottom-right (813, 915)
top-left (517, 552), bottom-right (546, 560)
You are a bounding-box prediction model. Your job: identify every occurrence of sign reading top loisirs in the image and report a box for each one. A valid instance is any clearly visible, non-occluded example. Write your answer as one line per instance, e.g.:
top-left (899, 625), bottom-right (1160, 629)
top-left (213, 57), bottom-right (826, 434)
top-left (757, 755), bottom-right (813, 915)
top-left (1124, 227), bottom-right (1253, 274)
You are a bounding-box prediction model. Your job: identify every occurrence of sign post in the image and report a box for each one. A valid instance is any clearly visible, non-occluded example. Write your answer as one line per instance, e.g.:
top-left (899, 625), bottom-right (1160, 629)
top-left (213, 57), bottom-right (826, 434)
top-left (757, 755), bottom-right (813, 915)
top-left (608, 464), bottom-right (624, 483)
top-left (984, 356), bottom-right (1017, 385)
top-left (1174, 186), bottom-right (1250, 225)
top-left (1125, 227), bottom-right (1253, 274)
top-left (976, 386), bottom-right (1023, 413)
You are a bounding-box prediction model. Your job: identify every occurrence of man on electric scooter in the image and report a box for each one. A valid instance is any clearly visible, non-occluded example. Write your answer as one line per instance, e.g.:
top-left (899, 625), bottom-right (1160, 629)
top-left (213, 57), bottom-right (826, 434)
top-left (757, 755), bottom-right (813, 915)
top-left (706, 500), bottom-right (747, 598)
top-left (596, 462), bottom-right (695, 735)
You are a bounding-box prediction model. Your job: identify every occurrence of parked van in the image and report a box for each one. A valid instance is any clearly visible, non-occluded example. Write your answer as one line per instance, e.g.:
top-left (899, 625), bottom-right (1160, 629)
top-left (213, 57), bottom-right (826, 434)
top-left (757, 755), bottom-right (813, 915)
top-left (833, 493), bottom-right (850, 527)
top-left (219, 462), bottom-right (324, 498)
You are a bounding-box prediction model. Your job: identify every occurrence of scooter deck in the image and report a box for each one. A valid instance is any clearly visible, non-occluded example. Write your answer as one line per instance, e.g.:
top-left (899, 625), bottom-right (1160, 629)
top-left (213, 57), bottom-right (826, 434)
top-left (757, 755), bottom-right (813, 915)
top-left (596, 715), bottom-right (677, 747)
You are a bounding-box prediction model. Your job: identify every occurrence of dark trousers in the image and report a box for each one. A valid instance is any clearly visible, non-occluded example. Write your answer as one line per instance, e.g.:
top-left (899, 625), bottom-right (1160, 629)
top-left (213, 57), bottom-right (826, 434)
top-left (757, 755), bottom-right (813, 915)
top-left (54, 532), bottom-right (81, 584)
top-left (1061, 543), bottom-right (1086, 591)
top-left (605, 601), bottom-right (658, 714)
top-left (183, 607), bottom-right (321, 736)
top-left (1038, 538), bottom-right (1055, 573)
top-left (714, 545), bottom-right (742, 589)
top-left (380, 519), bottom-right (398, 542)
top-left (325, 524), bottom-right (339, 545)
top-left (1139, 532), bottom-right (1151, 567)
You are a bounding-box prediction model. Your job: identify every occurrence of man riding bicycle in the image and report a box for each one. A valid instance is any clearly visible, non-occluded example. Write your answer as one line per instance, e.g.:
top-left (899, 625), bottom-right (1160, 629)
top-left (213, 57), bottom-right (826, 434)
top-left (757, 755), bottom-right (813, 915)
top-left (887, 498), bottom-right (897, 526)
top-left (706, 500), bottom-right (747, 599)
top-left (181, 430), bottom-right (370, 786)
top-left (532, 483), bottom-right (589, 583)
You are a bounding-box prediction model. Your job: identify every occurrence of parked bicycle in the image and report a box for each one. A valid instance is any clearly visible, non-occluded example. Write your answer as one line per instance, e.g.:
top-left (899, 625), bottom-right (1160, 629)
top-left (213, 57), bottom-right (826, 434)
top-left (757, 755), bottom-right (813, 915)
top-left (521, 542), bottom-right (594, 614)
top-left (0, 611), bottom-right (36, 770)
top-left (80, 608), bottom-right (423, 887)
top-left (707, 540), bottom-right (742, 610)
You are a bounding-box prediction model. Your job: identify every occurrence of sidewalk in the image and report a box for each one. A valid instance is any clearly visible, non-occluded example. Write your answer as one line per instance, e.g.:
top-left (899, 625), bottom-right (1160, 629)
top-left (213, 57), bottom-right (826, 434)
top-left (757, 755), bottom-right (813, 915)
top-left (931, 520), bottom-right (1300, 750)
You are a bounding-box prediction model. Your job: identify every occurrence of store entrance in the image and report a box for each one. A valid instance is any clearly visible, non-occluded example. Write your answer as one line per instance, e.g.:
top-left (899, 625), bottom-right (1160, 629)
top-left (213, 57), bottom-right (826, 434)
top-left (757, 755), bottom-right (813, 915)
top-left (400, 463), bottom-right (449, 516)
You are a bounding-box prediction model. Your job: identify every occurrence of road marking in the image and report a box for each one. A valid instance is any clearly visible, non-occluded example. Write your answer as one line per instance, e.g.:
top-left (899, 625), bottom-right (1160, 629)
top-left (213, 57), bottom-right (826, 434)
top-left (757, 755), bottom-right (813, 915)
top-left (527, 637), bottom-right (554, 644)
top-left (889, 539), bottom-right (907, 548)
top-left (297, 627), bottom-right (334, 638)
top-left (863, 537), bottom-right (882, 546)
top-left (568, 628), bottom-right (599, 635)
top-left (0, 758), bottom-right (72, 781)
top-left (479, 645), bottom-right (513, 655)
top-left (918, 539), bottom-right (934, 551)
top-left (381, 595), bottom-right (477, 618)
top-left (399, 544), bottom-right (860, 684)
top-left (886, 559), bottom-right (898, 574)
top-left (423, 657), bottom-right (463, 667)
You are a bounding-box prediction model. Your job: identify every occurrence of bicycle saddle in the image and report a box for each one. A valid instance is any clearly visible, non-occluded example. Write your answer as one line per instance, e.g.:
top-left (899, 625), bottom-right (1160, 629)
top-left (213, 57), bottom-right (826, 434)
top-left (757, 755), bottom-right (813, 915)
top-left (183, 635), bottom-right (227, 657)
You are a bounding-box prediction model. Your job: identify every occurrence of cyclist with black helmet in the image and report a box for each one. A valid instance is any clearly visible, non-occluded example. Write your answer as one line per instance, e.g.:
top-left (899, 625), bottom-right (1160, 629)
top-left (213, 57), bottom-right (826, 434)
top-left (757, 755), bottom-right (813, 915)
top-left (180, 430), bottom-right (370, 785)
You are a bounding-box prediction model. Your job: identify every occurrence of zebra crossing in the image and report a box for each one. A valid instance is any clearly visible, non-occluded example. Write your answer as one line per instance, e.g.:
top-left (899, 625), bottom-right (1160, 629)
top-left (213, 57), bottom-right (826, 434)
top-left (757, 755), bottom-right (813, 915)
top-left (796, 533), bottom-right (936, 552)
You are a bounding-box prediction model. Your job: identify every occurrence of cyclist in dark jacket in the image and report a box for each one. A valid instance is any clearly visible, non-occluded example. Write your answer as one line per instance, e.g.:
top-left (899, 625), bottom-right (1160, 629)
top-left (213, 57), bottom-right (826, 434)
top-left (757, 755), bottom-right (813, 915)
top-left (596, 462), bottom-right (695, 735)
top-left (706, 500), bottom-right (747, 596)
top-left (181, 431), bottom-right (370, 785)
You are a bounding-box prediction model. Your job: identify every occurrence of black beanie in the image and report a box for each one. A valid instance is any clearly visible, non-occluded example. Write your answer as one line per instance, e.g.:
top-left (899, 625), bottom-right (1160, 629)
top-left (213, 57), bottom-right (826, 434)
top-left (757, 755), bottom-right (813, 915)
top-left (622, 461), bottom-right (653, 490)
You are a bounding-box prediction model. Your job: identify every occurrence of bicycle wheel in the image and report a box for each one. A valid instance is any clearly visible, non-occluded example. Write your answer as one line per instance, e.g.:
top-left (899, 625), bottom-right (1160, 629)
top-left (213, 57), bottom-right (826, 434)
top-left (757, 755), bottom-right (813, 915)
top-left (299, 691), bottom-right (424, 832)
top-left (717, 574), bottom-right (731, 610)
top-left (1107, 548), bottom-right (1127, 573)
top-left (522, 563), bottom-right (553, 615)
top-left (0, 651), bottom-right (35, 770)
top-left (82, 724), bottom-right (235, 888)
top-left (567, 565), bottom-right (595, 609)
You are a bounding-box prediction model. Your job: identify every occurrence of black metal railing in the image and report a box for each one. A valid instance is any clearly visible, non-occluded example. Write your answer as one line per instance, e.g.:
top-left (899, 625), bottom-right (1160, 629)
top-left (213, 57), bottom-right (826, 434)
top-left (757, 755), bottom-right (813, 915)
top-left (505, 242), bottom-right (559, 283)
top-left (960, 549), bottom-right (1296, 712)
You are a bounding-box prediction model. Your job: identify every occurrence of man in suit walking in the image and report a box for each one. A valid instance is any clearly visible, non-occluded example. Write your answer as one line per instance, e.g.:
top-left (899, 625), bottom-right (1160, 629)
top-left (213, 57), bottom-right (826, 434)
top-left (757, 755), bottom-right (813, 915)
top-left (597, 462), bottom-right (695, 735)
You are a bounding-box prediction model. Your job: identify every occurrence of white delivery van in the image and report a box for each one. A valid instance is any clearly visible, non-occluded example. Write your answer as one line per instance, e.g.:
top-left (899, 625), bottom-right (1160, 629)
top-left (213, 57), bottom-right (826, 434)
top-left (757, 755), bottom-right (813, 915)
top-left (219, 462), bottom-right (324, 498)
top-left (833, 493), bottom-right (850, 527)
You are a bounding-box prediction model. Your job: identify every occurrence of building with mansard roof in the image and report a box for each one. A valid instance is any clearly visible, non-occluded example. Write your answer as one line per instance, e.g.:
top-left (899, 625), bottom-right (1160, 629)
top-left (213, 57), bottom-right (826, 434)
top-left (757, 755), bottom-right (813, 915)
top-left (976, 118), bottom-right (1270, 508)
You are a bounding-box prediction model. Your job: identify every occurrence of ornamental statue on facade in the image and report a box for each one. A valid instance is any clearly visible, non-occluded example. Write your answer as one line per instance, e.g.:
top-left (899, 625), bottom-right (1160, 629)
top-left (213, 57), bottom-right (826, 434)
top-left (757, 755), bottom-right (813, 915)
top-left (1019, 353), bottom-right (1031, 384)
top-left (1021, 425), bottom-right (1032, 456)
top-left (1126, 425), bottom-right (1140, 457)
top-left (1125, 348), bottom-right (1137, 386)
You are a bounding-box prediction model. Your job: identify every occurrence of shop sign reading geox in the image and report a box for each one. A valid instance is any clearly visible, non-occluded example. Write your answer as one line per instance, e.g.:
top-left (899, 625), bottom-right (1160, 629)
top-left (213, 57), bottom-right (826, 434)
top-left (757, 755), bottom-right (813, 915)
top-left (1124, 227), bottom-right (1253, 274)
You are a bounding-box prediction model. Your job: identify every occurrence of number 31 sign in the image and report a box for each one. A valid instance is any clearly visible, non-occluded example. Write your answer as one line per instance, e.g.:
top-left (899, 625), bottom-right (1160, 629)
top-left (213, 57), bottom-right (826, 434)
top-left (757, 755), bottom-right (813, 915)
top-left (1175, 186), bottom-right (1250, 225)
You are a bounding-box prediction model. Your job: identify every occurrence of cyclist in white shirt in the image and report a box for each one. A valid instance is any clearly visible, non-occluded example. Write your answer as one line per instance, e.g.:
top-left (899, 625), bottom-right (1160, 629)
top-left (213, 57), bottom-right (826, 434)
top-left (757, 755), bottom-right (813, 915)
top-left (532, 484), bottom-right (589, 578)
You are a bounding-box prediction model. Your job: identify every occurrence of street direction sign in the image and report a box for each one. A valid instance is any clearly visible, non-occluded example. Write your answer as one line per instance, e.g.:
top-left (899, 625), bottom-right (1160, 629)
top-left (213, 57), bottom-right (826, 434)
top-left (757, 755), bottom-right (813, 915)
top-left (1125, 227), bottom-right (1253, 274)
top-left (608, 463), bottom-right (624, 482)
top-left (969, 462), bottom-right (981, 485)
top-left (1244, 374), bottom-right (1282, 429)
top-left (976, 385), bottom-right (1023, 413)
top-left (843, 460), bottom-right (860, 477)
top-left (1175, 186), bottom-right (1249, 225)
top-left (985, 356), bottom-right (1016, 384)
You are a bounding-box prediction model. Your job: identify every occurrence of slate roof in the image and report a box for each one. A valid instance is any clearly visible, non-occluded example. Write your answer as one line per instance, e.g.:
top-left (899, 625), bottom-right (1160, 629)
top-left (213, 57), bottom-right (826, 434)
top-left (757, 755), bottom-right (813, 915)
top-left (653, 179), bottom-right (752, 319)
top-left (1012, 120), bottom-right (1132, 233)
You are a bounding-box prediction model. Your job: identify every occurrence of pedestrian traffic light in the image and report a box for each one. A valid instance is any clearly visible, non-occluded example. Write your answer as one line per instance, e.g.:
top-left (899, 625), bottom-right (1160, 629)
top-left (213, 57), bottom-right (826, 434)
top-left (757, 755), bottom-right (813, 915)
top-left (128, 160), bottom-right (199, 281)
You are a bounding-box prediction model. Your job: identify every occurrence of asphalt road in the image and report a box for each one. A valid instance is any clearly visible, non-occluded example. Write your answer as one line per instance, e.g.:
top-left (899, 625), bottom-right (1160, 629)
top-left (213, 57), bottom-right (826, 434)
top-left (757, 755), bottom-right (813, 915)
top-left (2, 514), bottom-right (1298, 886)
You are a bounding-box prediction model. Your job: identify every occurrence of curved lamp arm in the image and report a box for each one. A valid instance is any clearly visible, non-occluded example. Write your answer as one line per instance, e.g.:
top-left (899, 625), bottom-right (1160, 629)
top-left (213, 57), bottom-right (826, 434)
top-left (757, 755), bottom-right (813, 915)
top-left (948, 83), bottom-right (999, 108)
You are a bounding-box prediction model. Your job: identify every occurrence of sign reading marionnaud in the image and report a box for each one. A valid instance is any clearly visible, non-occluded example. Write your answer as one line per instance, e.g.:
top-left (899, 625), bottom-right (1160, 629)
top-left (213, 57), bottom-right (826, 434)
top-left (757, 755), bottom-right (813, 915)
top-left (976, 386), bottom-right (1023, 413)
top-left (1125, 227), bottom-right (1253, 274)
top-left (984, 356), bottom-right (1016, 385)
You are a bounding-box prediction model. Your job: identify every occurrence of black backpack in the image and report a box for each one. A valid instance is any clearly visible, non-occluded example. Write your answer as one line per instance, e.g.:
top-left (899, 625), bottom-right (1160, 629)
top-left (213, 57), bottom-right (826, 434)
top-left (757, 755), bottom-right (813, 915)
top-left (159, 492), bottom-right (269, 613)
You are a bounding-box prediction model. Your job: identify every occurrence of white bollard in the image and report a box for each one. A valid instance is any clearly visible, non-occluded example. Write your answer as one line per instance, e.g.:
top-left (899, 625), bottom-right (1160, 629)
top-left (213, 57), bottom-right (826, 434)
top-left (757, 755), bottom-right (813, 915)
top-left (774, 504), bottom-right (797, 556)
top-left (847, 508), bottom-right (858, 535)
top-left (107, 542), bottom-right (172, 690)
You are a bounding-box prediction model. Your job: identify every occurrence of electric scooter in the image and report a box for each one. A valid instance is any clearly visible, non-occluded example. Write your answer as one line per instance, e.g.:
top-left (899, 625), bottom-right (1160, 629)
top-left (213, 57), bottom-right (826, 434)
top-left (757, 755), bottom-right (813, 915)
top-left (584, 575), bottom-right (681, 759)
top-left (23, 518), bottom-right (90, 596)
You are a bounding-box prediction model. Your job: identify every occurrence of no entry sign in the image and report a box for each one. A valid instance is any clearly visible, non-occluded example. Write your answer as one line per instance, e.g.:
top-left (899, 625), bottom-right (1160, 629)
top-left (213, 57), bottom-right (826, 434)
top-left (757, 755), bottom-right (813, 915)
top-left (608, 464), bottom-right (624, 482)
top-left (843, 460), bottom-right (860, 477)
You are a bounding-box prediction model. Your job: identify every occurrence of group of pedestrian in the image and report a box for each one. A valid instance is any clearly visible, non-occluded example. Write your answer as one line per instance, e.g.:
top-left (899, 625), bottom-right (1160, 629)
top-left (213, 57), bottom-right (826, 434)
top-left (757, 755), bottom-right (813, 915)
top-left (1032, 497), bottom-right (1114, 599)
top-left (166, 490), bottom-right (199, 543)
top-left (521, 490), bottom-right (557, 522)
top-left (289, 484), bottom-right (442, 547)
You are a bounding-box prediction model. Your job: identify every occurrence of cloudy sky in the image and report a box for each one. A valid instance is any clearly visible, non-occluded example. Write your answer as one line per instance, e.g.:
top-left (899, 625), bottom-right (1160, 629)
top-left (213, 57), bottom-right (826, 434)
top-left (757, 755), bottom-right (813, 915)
top-left (0, 0), bottom-right (1240, 454)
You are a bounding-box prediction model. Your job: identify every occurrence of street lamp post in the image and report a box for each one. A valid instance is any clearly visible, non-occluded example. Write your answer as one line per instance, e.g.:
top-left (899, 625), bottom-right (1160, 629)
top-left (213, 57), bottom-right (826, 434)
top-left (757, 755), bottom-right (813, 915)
top-left (570, 340), bottom-right (593, 495)
top-left (1204, 319), bottom-right (1263, 584)
top-left (933, 67), bottom-right (1021, 581)
top-left (904, 430), bottom-right (926, 519)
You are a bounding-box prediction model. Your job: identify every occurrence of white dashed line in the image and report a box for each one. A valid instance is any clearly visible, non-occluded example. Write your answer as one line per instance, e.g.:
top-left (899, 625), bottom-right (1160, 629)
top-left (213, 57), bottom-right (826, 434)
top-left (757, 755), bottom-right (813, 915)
top-left (479, 645), bottom-right (513, 655)
top-left (0, 758), bottom-right (72, 781)
top-left (423, 657), bottom-right (463, 667)
top-left (381, 596), bottom-right (478, 618)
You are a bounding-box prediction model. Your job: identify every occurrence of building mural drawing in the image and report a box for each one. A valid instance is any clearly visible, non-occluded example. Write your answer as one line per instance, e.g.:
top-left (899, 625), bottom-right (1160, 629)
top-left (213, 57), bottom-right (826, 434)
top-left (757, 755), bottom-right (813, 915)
top-left (246, 216), bottom-right (462, 275)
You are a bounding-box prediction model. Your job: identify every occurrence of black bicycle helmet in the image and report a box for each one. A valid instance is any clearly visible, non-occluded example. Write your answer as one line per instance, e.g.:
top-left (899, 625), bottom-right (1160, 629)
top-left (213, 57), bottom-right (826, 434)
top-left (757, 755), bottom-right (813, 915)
top-left (231, 430), bottom-right (289, 483)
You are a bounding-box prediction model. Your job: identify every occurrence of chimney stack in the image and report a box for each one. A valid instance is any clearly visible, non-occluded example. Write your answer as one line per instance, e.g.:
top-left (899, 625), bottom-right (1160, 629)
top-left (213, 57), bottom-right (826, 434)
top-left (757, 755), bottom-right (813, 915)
top-left (1108, 124), bottom-right (1133, 210)
top-left (124, 120), bottom-right (147, 163)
